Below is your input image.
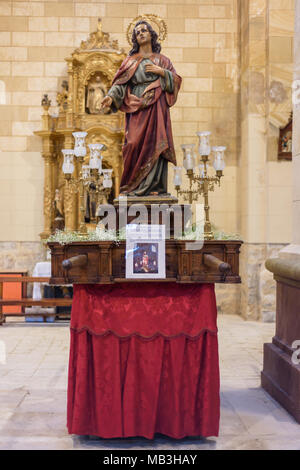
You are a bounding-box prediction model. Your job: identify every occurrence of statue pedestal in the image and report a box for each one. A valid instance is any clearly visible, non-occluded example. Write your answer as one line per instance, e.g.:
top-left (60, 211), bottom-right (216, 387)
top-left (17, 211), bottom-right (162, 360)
top-left (111, 195), bottom-right (192, 238)
top-left (262, 258), bottom-right (300, 423)
top-left (114, 194), bottom-right (179, 206)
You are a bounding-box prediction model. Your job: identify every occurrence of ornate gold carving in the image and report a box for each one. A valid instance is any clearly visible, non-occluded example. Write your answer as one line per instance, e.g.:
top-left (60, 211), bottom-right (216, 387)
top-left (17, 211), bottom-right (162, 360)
top-left (75, 18), bottom-right (123, 53)
top-left (56, 80), bottom-right (68, 113)
top-left (41, 152), bottom-right (54, 239)
top-left (41, 94), bottom-right (51, 111)
top-left (126, 14), bottom-right (167, 46)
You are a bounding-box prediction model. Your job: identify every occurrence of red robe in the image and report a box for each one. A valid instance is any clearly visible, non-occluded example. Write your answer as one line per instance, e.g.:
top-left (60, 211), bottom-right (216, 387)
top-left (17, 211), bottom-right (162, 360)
top-left (111, 53), bottom-right (182, 194)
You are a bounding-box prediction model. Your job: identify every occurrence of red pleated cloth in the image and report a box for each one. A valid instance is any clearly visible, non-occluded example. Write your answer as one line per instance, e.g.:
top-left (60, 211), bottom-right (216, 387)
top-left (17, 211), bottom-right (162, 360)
top-left (67, 283), bottom-right (220, 439)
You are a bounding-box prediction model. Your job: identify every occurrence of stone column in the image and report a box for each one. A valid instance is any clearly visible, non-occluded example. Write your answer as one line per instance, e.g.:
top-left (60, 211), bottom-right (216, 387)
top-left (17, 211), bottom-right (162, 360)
top-left (280, 0), bottom-right (300, 260)
top-left (239, 0), bottom-right (268, 320)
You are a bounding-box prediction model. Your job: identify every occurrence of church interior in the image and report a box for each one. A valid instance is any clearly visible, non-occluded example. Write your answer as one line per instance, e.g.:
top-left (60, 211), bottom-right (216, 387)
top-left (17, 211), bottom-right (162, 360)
top-left (0, 0), bottom-right (300, 451)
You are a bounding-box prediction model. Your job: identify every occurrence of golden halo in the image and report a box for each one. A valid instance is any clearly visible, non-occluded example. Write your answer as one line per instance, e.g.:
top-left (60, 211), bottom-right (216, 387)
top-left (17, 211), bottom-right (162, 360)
top-left (126, 14), bottom-right (167, 47)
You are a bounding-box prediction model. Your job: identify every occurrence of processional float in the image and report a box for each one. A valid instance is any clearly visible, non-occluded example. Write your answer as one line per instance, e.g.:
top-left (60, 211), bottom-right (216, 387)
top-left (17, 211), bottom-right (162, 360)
top-left (35, 18), bottom-right (242, 285)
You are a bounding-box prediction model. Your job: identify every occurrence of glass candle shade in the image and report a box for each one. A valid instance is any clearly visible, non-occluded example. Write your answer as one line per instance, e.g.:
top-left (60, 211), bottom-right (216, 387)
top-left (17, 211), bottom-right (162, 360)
top-left (82, 164), bottom-right (90, 180)
top-left (89, 156), bottom-right (100, 170)
top-left (73, 131), bottom-right (87, 158)
top-left (197, 131), bottom-right (211, 156)
top-left (212, 146), bottom-right (226, 171)
top-left (62, 149), bottom-right (75, 175)
top-left (181, 144), bottom-right (195, 171)
top-left (102, 169), bottom-right (113, 188)
top-left (88, 143), bottom-right (105, 173)
top-left (173, 166), bottom-right (183, 187)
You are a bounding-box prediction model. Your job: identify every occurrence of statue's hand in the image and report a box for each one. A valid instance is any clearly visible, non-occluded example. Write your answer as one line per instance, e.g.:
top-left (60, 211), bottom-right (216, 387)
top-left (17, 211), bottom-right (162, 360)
top-left (101, 96), bottom-right (113, 109)
top-left (145, 63), bottom-right (165, 77)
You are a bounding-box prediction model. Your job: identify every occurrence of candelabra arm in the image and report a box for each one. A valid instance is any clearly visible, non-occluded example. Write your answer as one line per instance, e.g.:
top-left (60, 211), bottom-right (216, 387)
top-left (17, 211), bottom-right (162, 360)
top-left (78, 157), bottom-right (87, 234)
top-left (203, 179), bottom-right (213, 240)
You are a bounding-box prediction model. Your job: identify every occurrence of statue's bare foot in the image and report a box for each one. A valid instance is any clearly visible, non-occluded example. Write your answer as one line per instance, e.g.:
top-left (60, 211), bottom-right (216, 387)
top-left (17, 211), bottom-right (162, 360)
top-left (150, 192), bottom-right (159, 196)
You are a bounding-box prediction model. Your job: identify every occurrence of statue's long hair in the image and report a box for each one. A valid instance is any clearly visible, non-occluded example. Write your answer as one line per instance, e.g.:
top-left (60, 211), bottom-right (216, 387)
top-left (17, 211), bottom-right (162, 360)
top-left (129, 21), bottom-right (161, 56)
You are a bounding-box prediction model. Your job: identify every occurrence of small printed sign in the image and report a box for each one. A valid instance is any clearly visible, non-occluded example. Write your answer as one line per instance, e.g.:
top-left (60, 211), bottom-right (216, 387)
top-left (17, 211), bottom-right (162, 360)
top-left (125, 224), bottom-right (166, 279)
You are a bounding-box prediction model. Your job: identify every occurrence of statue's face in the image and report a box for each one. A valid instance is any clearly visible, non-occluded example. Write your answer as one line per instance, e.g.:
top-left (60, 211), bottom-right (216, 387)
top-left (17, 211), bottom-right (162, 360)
top-left (135, 24), bottom-right (151, 46)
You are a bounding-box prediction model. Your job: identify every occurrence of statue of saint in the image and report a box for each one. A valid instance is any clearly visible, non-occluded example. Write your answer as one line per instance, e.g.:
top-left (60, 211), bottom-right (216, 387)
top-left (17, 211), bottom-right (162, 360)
top-left (86, 75), bottom-right (106, 114)
top-left (101, 20), bottom-right (181, 196)
top-left (53, 188), bottom-right (64, 230)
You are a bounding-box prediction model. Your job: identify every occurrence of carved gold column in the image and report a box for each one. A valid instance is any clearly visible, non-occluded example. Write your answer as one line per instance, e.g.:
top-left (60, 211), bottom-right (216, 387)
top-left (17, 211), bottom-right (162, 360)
top-left (41, 151), bottom-right (54, 238)
top-left (35, 98), bottom-right (56, 239)
top-left (78, 157), bottom-right (87, 234)
top-left (63, 131), bottom-right (77, 232)
top-left (73, 70), bottom-right (78, 115)
top-left (66, 59), bottom-right (74, 129)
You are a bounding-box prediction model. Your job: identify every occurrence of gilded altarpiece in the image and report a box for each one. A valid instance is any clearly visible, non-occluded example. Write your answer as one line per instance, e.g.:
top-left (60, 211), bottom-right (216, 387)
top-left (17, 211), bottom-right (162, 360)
top-left (35, 21), bottom-right (126, 239)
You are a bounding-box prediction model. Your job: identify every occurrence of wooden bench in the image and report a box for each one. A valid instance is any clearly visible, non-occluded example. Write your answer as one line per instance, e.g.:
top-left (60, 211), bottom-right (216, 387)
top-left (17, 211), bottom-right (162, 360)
top-left (0, 276), bottom-right (72, 325)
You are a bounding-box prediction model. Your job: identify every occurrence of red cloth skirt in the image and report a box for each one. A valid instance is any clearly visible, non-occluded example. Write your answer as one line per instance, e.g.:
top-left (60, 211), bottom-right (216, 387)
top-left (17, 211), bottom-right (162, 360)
top-left (67, 283), bottom-right (220, 439)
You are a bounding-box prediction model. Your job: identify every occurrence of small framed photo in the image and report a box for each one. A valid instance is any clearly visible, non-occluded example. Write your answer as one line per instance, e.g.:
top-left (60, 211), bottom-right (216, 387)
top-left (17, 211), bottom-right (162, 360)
top-left (126, 224), bottom-right (166, 279)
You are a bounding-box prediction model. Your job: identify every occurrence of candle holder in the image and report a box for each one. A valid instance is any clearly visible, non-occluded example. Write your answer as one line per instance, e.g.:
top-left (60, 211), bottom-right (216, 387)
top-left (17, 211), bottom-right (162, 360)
top-left (175, 132), bottom-right (226, 240)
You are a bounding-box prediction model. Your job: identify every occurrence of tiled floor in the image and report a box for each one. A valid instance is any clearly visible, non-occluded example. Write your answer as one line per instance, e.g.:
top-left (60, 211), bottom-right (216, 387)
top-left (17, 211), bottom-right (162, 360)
top-left (0, 314), bottom-right (299, 450)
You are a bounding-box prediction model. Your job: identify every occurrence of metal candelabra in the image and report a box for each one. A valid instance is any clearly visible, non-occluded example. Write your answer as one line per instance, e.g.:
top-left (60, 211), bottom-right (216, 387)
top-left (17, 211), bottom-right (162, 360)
top-left (173, 132), bottom-right (226, 240)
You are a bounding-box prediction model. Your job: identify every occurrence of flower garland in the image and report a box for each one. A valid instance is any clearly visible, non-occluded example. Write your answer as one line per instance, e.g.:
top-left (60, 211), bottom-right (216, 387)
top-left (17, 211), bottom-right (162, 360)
top-left (46, 224), bottom-right (241, 245)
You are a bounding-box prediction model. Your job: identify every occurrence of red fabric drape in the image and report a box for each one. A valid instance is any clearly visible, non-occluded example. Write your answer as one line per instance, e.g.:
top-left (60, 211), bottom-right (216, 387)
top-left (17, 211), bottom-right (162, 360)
top-left (67, 283), bottom-right (220, 439)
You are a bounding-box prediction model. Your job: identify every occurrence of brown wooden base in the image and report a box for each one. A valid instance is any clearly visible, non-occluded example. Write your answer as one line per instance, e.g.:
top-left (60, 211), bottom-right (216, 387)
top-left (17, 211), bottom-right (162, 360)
top-left (48, 239), bottom-right (242, 285)
top-left (261, 343), bottom-right (300, 423)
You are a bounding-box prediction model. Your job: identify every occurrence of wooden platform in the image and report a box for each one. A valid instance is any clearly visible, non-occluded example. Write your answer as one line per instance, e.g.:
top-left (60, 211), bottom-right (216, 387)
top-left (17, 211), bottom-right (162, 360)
top-left (48, 239), bottom-right (243, 285)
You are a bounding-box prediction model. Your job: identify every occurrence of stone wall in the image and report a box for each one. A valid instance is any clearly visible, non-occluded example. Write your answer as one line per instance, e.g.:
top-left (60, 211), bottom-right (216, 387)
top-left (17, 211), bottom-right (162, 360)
top-left (240, 242), bottom-right (288, 321)
top-left (0, 241), bottom-right (47, 273)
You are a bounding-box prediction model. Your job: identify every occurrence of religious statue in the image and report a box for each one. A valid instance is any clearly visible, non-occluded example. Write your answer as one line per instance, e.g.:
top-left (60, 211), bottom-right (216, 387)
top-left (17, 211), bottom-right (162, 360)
top-left (41, 94), bottom-right (51, 111)
top-left (57, 80), bottom-right (68, 113)
top-left (142, 251), bottom-right (149, 272)
top-left (86, 74), bottom-right (106, 114)
top-left (85, 183), bottom-right (97, 222)
top-left (281, 132), bottom-right (292, 153)
top-left (53, 188), bottom-right (64, 231)
top-left (101, 18), bottom-right (181, 196)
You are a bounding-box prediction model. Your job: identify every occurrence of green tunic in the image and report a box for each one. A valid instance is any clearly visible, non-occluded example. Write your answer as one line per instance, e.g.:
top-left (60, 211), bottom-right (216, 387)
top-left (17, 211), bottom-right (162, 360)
top-left (108, 58), bottom-right (174, 112)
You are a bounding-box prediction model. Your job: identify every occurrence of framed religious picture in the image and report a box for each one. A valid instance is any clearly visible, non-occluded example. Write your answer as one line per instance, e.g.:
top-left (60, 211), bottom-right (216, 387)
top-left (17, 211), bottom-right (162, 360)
top-left (125, 224), bottom-right (166, 279)
top-left (278, 112), bottom-right (293, 160)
